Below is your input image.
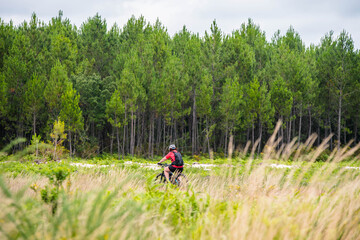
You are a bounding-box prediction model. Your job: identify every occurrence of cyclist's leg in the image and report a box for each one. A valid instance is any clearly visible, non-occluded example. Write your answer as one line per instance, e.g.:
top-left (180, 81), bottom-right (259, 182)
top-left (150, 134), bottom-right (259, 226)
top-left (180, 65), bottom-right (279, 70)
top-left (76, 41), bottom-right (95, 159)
top-left (164, 167), bottom-right (171, 182)
top-left (168, 165), bottom-right (179, 184)
top-left (174, 168), bottom-right (183, 184)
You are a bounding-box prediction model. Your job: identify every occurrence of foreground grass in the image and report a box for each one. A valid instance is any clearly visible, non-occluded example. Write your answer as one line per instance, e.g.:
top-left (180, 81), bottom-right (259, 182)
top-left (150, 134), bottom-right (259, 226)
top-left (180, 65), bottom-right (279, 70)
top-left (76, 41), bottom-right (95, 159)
top-left (1, 127), bottom-right (360, 239)
top-left (1, 157), bottom-right (360, 239)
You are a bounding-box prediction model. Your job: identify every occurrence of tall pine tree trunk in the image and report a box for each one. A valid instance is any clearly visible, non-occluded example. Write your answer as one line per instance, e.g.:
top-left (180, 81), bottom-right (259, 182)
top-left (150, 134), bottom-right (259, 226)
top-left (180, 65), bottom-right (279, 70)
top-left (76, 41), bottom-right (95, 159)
top-left (170, 109), bottom-right (174, 142)
top-left (163, 118), bottom-right (166, 155)
top-left (292, 115), bottom-right (296, 142)
top-left (110, 126), bottom-right (114, 154)
top-left (328, 115), bottom-right (333, 151)
top-left (98, 129), bottom-right (102, 154)
top-left (157, 117), bottom-right (162, 155)
top-left (141, 113), bottom-right (145, 154)
top-left (54, 138), bottom-right (57, 160)
top-left (343, 121), bottom-right (346, 144)
top-left (69, 129), bottom-right (72, 158)
top-left (355, 115), bottom-right (358, 143)
top-left (288, 119), bottom-right (292, 143)
top-left (205, 117), bottom-right (211, 157)
top-left (192, 92), bottom-right (197, 154)
top-left (298, 106), bottom-right (302, 145)
top-left (246, 128), bottom-right (250, 143)
top-left (174, 120), bottom-right (178, 144)
top-left (228, 132), bottom-right (233, 159)
top-left (224, 120), bottom-right (228, 157)
top-left (33, 112), bottom-right (36, 135)
top-left (74, 133), bottom-right (76, 156)
top-left (123, 105), bottom-right (126, 159)
top-left (151, 116), bottom-right (155, 157)
top-left (258, 120), bottom-right (263, 154)
top-left (136, 112), bottom-right (141, 154)
top-left (17, 119), bottom-right (24, 150)
top-left (308, 107), bottom-right (312, 138)
top-left (148, 114), bottom-right (153, 158)
top-left (325, 116), bottom-right (329, 139)
top-left (252, 119), bottom-right (255, 146)
top-left (115, 118), bottom-right (120, 160)
top-left (130, 109), bottom-right (135, 156)
top-left (280, 116), bottom-right (284, 146)
top-left (337, 91), bottom-right (342, 149)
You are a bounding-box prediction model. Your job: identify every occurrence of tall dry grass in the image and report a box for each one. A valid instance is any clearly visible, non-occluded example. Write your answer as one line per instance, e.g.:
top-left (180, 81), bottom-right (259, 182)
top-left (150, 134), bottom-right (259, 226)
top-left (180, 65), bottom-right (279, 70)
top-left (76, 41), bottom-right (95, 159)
top-left (1, 121), bottom-right (360, 239)
top-left (192, 120), bottom-right (360, 239)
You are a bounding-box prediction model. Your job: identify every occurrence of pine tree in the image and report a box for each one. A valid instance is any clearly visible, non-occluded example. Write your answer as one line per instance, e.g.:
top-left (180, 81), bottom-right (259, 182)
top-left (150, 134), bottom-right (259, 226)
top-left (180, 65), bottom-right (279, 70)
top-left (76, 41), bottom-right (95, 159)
top-left (219, 76), bottom-right (243, 155)
top-left (79, 13), bottom-right (109, 78)
top-left (0, 73), bottom-right (7, 117)
top-left (106, 89), bottom-right (125, 159)
top-left (245, 77), bottom-right (274, 149)
top-left (44, 61), bottom-right (69, 121)
top-left (60, 82), bottom-right (84, 156)
top-left (50, 117), bottom-right (67, 160)
top-left (24, 73), bottom-right (45, 135)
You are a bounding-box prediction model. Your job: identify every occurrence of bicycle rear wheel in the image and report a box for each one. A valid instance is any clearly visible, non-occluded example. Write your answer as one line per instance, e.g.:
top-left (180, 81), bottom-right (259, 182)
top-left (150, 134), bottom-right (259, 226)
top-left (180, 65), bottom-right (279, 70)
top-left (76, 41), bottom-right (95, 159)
top-left (176, 174), bottom-right (187, 187)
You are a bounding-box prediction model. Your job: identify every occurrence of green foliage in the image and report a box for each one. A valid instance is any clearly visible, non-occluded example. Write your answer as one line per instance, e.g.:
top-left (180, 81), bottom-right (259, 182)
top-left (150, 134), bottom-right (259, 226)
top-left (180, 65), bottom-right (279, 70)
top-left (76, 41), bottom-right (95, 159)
top-left (24, 73), bottom-right (45, 134)
top-left (31, 133), bottom-right (41, 157)
top-left (60, 82), bottom-right (84, 133)
top-left (220, 76), bottom-right (243, 130)
top-left (46, 166), bottom-right (71, 187)
top-left (269, 76), bottom-right (293, 118)
top-left (79, 13), bottom-right (110, 78)
top-left (73, 73), bottom-right (113, 128)
top-left (33, 166), bottom-right (71, 214)
top-left (131, 176), bottom-right (209, 234)
top-left (49, 33), bottom-right (77, 74)
top-left (0, 73), bottom-right (7, 117)
top-left (44, 61), bottom-right (69, 120)
top-left (50, 118), bottom-right (67, 160)
top-left (244, 77), bottom-right (274, 129)
top-left (50, 118), bottom-right (67, 143)
top-left (2, 154), bottom-right (360, 239)
top-left (40, 186), bottom-right (59, 214)
top-left (106, 89), bottom-right (125, 128)
top-left (0, 13), bottom-right (360, 157)
top-left (0, 138), bottom-right (26, 156)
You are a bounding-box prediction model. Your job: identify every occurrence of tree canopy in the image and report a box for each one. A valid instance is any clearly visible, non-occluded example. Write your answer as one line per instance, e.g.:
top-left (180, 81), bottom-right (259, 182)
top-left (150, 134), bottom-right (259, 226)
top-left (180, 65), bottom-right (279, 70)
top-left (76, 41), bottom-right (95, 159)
top-left (0, 12), bottom-right (359, 156)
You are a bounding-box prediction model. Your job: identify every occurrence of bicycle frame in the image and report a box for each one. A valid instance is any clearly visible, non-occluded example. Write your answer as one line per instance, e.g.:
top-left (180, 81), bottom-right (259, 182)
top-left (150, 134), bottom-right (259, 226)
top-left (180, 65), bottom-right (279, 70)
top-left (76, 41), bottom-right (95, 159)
top-left (155, 163), bottom-right (184, 186)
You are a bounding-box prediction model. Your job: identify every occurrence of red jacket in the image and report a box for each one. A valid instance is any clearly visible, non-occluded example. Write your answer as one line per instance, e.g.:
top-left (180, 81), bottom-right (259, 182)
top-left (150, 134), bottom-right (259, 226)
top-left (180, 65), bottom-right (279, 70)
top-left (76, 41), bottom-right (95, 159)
top-left (165, 150), bottom-right (183, 168)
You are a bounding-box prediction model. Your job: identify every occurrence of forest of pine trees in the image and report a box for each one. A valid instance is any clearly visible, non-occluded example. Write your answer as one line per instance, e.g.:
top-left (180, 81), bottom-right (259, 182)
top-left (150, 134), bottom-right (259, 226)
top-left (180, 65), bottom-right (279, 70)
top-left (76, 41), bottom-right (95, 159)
top-left (0, 11), bottom-right (359, 157)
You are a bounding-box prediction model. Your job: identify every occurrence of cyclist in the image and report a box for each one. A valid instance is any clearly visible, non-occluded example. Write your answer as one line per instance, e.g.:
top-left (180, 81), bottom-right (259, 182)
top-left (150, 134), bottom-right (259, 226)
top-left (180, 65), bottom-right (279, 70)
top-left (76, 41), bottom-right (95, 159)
top-left (158, 144), bottom-right (184, 183)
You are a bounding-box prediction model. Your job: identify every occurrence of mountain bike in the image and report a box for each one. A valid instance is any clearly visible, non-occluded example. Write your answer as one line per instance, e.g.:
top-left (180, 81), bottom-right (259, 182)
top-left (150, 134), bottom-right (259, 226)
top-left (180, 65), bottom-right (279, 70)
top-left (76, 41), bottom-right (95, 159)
top-left (155, 163), bottom-right (187, 187)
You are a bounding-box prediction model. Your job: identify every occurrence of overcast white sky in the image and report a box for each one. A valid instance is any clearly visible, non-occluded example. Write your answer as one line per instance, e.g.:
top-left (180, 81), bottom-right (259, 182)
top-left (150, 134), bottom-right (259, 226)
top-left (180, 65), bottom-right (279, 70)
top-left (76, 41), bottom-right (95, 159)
top-left (1, 0), bottom-right (359, 49)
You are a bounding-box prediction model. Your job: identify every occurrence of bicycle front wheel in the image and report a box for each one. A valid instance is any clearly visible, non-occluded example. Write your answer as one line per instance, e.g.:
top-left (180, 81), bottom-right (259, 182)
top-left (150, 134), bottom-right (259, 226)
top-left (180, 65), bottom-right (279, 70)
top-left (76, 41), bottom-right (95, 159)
top-left (155, 173), bottom-right (166, 184)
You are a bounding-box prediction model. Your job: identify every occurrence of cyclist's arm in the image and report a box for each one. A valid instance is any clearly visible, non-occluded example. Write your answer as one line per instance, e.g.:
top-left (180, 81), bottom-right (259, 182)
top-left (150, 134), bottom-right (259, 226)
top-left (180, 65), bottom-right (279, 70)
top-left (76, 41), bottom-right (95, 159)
top-left (158, 156), bottom-right (167, 163)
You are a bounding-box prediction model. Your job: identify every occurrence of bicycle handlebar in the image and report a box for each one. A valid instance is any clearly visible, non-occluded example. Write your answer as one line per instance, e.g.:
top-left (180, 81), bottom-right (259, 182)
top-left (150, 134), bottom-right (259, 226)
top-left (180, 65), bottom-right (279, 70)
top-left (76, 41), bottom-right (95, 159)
top-left (157, 163), bottom-right (169, 167)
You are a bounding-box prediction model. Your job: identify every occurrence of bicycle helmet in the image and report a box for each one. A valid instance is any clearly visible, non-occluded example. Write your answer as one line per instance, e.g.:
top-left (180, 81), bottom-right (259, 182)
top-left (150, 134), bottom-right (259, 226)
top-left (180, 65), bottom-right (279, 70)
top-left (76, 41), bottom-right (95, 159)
top-left (169, 144), bottom-right (176, 150)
